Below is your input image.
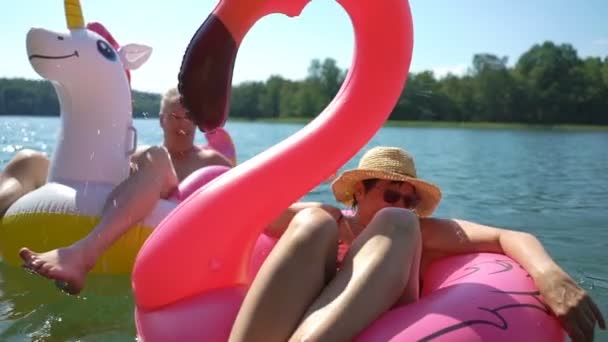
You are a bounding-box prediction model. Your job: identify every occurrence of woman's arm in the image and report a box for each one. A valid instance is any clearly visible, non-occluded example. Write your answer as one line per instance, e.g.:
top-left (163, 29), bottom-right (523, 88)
top-left (421, 217), bottom-right (606, 342)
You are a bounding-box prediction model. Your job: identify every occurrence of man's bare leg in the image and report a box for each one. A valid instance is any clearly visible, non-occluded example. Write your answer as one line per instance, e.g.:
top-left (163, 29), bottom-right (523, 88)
top-left (19, 146), bottom-right (178, 294)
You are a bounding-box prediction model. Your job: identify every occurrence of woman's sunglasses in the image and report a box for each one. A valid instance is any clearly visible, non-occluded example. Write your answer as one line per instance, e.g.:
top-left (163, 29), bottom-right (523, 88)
top-left (381, 188), bottom-right (419, 209)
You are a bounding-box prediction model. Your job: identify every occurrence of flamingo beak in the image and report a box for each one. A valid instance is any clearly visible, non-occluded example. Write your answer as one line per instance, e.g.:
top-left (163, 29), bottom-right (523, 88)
top-left (177, 0), bottom-right (311, 133)
top-left (177, 13), bottom-right (238, 133)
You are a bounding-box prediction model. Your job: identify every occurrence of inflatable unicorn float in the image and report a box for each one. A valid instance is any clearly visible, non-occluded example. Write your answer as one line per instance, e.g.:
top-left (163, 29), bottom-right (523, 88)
top-left (0, 0), bottom-right (235, 274)
top-left (130, 0), bottom-right (565, 341)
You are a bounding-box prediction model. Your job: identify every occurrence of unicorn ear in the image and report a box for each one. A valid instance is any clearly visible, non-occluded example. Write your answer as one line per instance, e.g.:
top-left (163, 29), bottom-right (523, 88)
top-left (118, 44), bottom-right (153, 70)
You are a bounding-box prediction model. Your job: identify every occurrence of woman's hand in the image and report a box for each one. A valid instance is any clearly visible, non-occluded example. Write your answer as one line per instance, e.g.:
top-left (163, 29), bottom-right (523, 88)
top-left (534, 267), bottom-right (605, 342)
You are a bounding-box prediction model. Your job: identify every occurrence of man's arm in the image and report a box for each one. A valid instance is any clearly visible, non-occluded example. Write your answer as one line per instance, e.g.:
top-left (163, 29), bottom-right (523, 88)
top-left (421, 217), bottom-right (605, 341)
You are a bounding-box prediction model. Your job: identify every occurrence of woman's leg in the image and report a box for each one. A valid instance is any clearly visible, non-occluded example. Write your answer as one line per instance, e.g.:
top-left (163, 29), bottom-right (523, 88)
top-left (290, 207), bottom-right (422, 342)
top-left (230, 207), bottom-right (339, 342)
top-left (0, 149), bottom-right (49, 217)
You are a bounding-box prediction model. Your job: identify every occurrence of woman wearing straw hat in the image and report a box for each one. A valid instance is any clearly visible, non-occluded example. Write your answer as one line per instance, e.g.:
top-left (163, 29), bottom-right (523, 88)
top-left (230, 146), bottom-right (605, 342)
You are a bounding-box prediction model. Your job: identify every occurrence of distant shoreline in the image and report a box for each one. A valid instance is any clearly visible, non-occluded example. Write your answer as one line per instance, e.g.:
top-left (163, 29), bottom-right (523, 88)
top-left (0, 113), bottom-right (156, 119)
top-left (231, 117), bottom-right (608, 132)
top-left (3, 114), bottom-right (607, 131)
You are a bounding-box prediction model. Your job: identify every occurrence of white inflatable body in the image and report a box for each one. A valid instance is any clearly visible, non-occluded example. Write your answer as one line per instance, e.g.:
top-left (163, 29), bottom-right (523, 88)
top-left (0, 0), bottom-right (176, 274)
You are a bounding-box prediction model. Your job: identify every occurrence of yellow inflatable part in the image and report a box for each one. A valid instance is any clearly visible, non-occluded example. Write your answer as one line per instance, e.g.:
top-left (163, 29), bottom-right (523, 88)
top-left (0, 213), bottom-right (152, 274)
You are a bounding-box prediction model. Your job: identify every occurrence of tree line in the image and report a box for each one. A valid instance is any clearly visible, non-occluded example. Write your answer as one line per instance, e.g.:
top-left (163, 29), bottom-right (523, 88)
top-left (1, 41), bottom-right (607, 125)
top-left (0, 78), bottom-right (160, 118)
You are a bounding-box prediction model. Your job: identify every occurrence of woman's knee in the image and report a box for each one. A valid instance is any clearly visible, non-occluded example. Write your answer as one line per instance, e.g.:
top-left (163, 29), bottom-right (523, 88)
top-left (371, 207), bottom-right (421, 241)
top-left (355, 209), bottom-right (421, 295)
top-left (287, 208), bottom-right (338, 248)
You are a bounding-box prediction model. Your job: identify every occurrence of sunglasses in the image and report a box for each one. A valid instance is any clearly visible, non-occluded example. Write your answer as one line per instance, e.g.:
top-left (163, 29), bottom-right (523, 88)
top-left (167, 112), bottom-right (193, 122)
top-left (381, 188), bottom-right (419, 209)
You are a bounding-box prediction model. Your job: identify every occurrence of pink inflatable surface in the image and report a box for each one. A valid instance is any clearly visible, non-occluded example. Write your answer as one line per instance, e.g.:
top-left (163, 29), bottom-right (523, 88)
top-left (135, 235), bottom-right (563, 341)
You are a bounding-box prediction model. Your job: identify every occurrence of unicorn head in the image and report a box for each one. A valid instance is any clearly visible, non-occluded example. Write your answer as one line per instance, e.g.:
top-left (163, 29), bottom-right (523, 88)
top-left (26, 0), bottom-right (151, 99)
top-left (25, 0), bottom-right (154, 185)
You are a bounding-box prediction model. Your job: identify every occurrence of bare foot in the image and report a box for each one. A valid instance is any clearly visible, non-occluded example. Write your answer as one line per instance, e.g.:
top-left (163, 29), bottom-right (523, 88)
top-left (19, 245), bottom-right (95, 295)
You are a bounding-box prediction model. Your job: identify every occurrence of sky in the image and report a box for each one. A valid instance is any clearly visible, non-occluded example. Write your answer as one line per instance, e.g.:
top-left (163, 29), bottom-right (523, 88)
top-left (1, 0), bottom-right (607, 94)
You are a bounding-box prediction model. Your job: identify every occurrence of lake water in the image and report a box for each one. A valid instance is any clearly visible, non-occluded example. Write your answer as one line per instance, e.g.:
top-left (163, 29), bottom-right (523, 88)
top-left (1, 116), bottom-right (607, 341)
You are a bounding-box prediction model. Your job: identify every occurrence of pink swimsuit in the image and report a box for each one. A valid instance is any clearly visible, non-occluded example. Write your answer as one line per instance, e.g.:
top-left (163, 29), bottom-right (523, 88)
top-left (336, 240), bottom-right (350, 269)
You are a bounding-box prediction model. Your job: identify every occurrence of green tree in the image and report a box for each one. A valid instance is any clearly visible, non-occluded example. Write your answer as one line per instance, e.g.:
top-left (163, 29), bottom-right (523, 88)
top-left (515, 42), bottom-right (582, 123)
top-left (470, 54), bottom-right (516, 122)
top-left (229, 81), bottom-right (265, 119)
top-left (440, 74), bottom-right (475, 121)
top-left (258, 75), bottom-right (285, 118)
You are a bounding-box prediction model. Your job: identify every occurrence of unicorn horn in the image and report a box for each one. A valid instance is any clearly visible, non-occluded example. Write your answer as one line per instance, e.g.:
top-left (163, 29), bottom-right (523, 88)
top-left (65, 0), bottom-right (84, 29)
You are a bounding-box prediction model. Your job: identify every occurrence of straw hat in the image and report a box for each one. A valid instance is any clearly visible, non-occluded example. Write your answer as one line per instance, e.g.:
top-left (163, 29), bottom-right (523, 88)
top-left (331, 146), bottom-right (442, 217)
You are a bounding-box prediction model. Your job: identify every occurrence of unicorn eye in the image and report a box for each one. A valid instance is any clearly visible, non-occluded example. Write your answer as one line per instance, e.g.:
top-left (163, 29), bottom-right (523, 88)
top-left (96, 40), bottom-right (116, 61)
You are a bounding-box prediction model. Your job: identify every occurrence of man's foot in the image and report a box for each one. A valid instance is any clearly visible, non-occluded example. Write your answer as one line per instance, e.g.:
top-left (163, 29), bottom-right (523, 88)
top-left (19, 245), bottom-right (95, 295)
